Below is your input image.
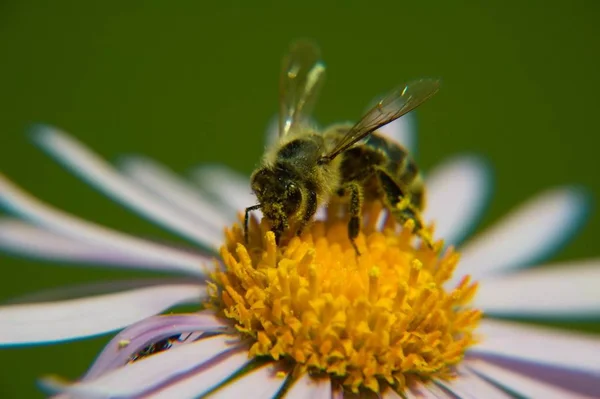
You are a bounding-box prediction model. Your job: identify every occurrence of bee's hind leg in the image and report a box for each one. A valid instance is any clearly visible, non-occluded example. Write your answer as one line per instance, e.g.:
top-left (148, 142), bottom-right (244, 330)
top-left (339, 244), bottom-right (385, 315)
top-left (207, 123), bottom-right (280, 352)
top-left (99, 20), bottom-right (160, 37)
top-left (375, 169), bottom-right (433, 248)
top-left (341, 182), bottom-right (364, 256)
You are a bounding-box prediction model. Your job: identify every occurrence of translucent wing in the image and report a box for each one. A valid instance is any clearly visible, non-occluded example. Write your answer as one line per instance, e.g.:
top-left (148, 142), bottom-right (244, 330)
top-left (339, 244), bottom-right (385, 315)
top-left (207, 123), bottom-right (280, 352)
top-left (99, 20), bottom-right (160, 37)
top-left (320, 79), bottom-right (440, 162)
top-left (279, 40), bottom-right (326, 137)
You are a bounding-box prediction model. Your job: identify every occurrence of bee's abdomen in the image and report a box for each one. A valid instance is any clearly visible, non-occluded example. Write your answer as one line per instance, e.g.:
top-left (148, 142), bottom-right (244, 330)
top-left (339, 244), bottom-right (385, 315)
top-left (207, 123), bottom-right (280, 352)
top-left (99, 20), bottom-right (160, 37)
top-left (365, 133), bottom-right (425, 210)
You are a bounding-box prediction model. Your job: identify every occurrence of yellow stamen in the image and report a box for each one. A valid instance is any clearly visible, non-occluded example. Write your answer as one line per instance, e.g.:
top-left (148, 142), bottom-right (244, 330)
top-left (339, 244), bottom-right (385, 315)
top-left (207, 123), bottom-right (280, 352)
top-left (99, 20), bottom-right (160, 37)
top-left (207, 206), bottom-right (481, 394)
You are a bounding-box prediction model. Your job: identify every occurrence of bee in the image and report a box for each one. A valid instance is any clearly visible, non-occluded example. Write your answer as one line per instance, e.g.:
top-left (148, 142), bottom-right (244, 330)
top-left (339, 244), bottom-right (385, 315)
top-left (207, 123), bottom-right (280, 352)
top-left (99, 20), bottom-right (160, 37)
top-left (245, 41), bottom-right (440, 254)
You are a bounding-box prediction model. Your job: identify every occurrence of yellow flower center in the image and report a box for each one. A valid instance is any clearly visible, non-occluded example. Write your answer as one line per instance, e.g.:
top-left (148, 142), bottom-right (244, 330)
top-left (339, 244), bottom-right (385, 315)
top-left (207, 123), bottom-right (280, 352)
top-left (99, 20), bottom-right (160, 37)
top-left (207, 204), bottom-right (481, 394)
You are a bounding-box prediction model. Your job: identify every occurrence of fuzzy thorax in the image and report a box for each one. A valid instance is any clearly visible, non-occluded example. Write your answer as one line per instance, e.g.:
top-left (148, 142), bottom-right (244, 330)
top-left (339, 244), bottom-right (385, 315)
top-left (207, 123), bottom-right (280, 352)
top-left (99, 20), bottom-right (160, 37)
top-left (208, 205), bottom-right (481, 393)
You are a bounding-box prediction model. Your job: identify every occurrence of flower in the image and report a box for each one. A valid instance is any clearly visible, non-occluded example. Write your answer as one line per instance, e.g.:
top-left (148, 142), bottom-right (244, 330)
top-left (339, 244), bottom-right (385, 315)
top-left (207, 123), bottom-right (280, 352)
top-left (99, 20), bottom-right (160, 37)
top-left (0, 117), bottom-right (599, 398)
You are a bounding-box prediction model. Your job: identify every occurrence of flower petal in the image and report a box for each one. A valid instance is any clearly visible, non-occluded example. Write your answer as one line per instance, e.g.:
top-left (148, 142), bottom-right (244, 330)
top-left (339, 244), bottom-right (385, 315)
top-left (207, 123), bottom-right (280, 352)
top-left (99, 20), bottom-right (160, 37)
top-left (405, 382), bottom-right (453, 398)
top-left (0, 282), bottom-right (203, 345)
top-left (31, 125), bottom-right (220, 249)
top-left (331, 385), bottom-right (344, 399)
top-left (435, 366), bottom-right (512, 398)
top-left (425, 155), bottom-right (491, 245)
top-left (467, 359), bottom-right (594, 399)
top-left (381, 387), bottom-right (402, 399)
top-left (455, 187), bottom-right (589, 282)
top-left (206, 362), bottom-right (288, 399)
top-left (190, 165), bottom-right (254, 213)
top-left (475, 259), bottom-right (600, 318)
top-left (470, 352), bottom-right (600, 397)
top-left (0, 218), bottom-right (201, 271)
top-left (83, 312), bottom-right (228, 380)
top-left (0, 174), bottom-right (208, 276)
top-left (286, 373), bottom-right (331, 399)
top-left (376, 112), bottom-right (417, 154)
top-left (42, 335), bottom-right (244, 398)
top-left (470, 319), bottom-right (600, 374)
top-left (119, 156), bottom-right (235, 229)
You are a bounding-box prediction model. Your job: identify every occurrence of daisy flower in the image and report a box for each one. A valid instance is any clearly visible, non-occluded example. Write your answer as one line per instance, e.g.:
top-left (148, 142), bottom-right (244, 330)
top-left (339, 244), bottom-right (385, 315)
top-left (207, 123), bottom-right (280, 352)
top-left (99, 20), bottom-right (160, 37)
top-left (0, 117), bottom-right (598, 399)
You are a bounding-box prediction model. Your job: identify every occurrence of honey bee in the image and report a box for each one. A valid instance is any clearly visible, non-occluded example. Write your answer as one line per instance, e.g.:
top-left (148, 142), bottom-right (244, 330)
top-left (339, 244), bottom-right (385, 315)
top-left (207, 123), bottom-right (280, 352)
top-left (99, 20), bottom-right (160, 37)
top-left (245, 41), bottom-right (440, 254)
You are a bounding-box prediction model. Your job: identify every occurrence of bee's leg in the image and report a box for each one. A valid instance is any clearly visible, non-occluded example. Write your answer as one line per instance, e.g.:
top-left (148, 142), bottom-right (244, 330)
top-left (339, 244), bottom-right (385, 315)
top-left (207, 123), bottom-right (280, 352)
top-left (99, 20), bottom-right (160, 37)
top-left (375, 169), bottom-right (432, 248)
top-left (296, 190), bottom-right (318, 237)
top-left (244, 204), bottom-right (262, 244)
top-left (343, 182), bottom-right (364, 256)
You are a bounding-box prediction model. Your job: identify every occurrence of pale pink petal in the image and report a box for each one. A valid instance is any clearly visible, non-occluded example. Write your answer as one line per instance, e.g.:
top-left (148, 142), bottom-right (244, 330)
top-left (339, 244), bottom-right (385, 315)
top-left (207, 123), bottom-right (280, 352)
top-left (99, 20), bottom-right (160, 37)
top-left (454, 187), bottom-right (589, 283)
top-left (467, 359), bottom-right (594, 399)
top-left (475, 259), bottom-right (600, 318)
top-left (83, 312), bottom-right (228, 380)
top-left (31, 126), bottom-right (220, 248)
top-left (190, 165), bottom-right (254, 213)
top-left (207, 362), bottom-right (288, 399)
top-left (144, 351), bottom-right (251, 399)
top-left (119, 156), bottom-right (235, 229)
top-left (286, 373), bottom-right (331, 399)
top-left (471, 352), bottom-right (600, 397)
top-left (425, 156), bottom-right (490, 244)
top-left (331, 385), bottom-right (344, 399)
top-left (470, 319), bottom-right (600, 374)
top-left (0, 174), bottom-right (208, 276)
top-left (381, 387), bottom-right (402, 399)
top-left (405, 381), bottom-right (453, 398)
top-left (0, 218), bottom-right (206, 271)
top-left (376, 112), bottom-right (416, 153)
top-left (42, 335), bottom-right (243, 398)
top-left (0, 282), bottom-right (203, 345)
top-left (435, 366), bottom-right (512, 398)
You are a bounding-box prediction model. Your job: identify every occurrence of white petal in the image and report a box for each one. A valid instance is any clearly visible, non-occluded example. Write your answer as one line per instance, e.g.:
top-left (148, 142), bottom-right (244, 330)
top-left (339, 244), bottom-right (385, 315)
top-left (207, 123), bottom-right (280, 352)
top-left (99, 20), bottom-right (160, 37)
top-left (0, 174), bottom-right (208, 276)
top-left (119, 156), bottom-right (235, 229)
top-left (0, 218), bottom-right (197, 270)
top-left (43, 335), bottom-right (243, 398)
top-left (146, 352), bottom-right (252, 399)
top-left (331, 385), bottom-right (344, 399)
top-left (381, 387), bottom-right (402, 399)
top-left (31, 126), bottom-right (220, 248)
top-left (83, 312), bottom-right (228, 380)
top-left (405, 382), bottom-right (453, 398)
top-left (0, 282), bottom-right (203, 345)
top-left (286, 373), bottom-right (331, 399)
top-left (424, 156), bottom-right (490, 245)
top-left (475, 259), bottom-right (600, 318)
top-left (376, 111), bottom-right (417, 153)
top-left (470, 319), bottom-right (600, 374)
top-left (454, 187), bottom-right (589, 282)
top-left (190, 165), bottom-right (253, 213)
top-left (207, 362), bottom-right (288, 399)
top-left (435, 366), bottom-right (512, 398)
top-left (468, 359), bottom-right (594, 399)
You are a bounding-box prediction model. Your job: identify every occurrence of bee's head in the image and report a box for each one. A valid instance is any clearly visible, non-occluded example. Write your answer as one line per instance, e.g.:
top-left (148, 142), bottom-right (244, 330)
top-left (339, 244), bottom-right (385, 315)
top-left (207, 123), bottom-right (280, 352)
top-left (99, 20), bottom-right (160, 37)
top-left (250, 166), bottom-right (303, 224)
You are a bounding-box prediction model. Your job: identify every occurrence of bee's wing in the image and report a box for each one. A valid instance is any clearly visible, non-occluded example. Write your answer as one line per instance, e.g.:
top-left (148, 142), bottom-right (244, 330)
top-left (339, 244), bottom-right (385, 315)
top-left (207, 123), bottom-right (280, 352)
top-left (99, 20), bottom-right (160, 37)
top-left (279, 40), bottom-right (326, 137)
top-left (320, 79), bottom-right (440, 163)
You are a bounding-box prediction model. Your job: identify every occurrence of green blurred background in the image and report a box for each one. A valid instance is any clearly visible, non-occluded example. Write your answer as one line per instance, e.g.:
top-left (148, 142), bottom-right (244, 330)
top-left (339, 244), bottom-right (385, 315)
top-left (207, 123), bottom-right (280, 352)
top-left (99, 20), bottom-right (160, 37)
top-left (0, 1), bottom-right (599, 397)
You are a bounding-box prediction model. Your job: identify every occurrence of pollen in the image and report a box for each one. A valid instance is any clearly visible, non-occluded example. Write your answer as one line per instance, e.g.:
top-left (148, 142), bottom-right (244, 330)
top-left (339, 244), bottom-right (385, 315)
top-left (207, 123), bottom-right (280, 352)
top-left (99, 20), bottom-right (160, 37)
top-left (208, 204), bottom-right (481, 393)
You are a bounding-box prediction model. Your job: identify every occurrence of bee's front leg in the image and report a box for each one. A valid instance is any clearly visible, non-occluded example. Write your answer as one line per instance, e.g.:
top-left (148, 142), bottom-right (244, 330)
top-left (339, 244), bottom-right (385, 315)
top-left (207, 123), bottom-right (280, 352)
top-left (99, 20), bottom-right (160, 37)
top-left (295, 190), bottom-right (318, 237)
top-left (342, 182), bottom-right (364, 256)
